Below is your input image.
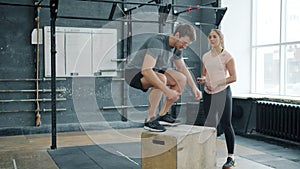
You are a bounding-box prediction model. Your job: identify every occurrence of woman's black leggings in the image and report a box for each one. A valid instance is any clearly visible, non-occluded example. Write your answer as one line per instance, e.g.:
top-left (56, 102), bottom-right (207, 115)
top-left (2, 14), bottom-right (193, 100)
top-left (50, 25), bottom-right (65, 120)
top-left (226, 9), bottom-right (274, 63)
top-left (203, 86), bottom-right (235, 154)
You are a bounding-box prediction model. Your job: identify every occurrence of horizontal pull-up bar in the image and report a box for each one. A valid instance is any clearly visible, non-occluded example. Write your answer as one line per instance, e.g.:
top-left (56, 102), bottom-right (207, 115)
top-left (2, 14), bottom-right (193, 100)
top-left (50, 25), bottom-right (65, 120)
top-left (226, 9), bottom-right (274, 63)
top-left (174, 7), bottom-right (200, 15)
top-left (80, 0), bottom-right (162, 7)
top-left (57, 15), bottom-right (218, 26)
top-left (79, 0), bottom-right (223, 10)
top-left (0, 2), bottom-right (49, 8)
top-left (173, 4), bottom-right (222, 10)
top-left (57, 15), bottom-right (175, 24)
top-left (174, 6), bottom-right (227, 16)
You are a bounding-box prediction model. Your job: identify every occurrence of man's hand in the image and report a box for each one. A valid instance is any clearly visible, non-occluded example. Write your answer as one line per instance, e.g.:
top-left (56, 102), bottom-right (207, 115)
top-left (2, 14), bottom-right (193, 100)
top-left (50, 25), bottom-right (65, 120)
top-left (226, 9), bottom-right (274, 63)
top-left (193, 88), bottom-right (202, 100)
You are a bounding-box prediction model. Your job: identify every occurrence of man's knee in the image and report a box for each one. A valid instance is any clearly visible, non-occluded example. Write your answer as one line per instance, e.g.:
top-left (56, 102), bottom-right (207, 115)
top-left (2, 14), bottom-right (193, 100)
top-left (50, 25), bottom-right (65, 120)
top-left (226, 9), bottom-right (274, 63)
top-left (173, 72), bottom-right (187, 90)
top-left (166, 70), bottom-right (187, 86)
top-left (156, 73), bottom-right (167, 85)
top-left (177, 73), bottom-right (187, 85)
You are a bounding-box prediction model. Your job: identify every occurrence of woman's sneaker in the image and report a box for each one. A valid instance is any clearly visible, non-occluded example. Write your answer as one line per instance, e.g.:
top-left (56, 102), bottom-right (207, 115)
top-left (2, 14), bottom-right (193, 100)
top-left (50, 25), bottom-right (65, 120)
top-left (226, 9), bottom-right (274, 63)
top-left (144, 117), bottom-right (166, 132)
top-left (157, 114), bottom-right (181, 126)
top-left (222, 157), bottom-right (236, 169)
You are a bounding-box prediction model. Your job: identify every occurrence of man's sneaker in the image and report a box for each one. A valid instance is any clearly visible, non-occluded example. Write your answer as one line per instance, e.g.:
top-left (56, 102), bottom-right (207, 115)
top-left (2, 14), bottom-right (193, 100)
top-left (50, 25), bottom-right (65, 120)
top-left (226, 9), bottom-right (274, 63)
top-left (144, 117), bottom-right (166, 132)
top-left (157, 114), bottom-right (181, 126)
top-left (222, 157), bottom-right (236, 169)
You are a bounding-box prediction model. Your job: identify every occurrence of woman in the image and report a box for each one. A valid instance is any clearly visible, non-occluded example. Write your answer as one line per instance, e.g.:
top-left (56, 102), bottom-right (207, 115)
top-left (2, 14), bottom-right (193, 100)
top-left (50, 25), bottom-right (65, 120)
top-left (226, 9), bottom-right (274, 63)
top-left (197, 29), bottom-right (237, 169)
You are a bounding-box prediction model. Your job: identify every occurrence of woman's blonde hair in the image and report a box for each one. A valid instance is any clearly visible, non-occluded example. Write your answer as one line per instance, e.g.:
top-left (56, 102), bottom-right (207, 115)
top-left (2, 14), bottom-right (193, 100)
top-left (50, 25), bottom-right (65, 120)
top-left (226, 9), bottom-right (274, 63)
top-left (210, 29), bottom-right (224, 49)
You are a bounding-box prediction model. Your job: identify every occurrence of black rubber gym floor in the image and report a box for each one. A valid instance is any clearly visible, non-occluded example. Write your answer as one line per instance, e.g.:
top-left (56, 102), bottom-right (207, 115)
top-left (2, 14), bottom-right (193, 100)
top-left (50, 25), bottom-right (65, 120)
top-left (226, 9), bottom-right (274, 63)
top-left (47, 135), bottom-right (300, 169)
top-left (48, 142), bottom-right (141, 169)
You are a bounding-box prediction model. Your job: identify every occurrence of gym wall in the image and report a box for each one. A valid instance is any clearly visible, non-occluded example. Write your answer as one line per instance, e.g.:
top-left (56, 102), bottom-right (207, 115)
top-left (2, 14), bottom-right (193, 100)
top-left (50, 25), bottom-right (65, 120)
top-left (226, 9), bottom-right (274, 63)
top-left (0, 0), bottom-right (220, 135)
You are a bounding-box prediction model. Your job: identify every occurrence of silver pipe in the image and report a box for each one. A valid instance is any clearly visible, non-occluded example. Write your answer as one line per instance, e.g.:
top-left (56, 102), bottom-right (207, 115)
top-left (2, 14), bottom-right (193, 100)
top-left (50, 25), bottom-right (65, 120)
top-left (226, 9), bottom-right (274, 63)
top-left (0, 98), bottom-right (66, 103)
top-left (42, 108), bottom-right (67, 112)
top-left (98, 69), bottom-right (124, 72)
top-left (0, 108), bottom-right (67, 113)
top-left (98, 67), bottom-right (194, 72)
top-left (102, 102), bottom-right (200, 110)
top-left (0, 89), bottom-right (66, 93)
top-left (173, 102), bottom-right (200, 106)
top-left (111, 58), bottom-right (127, 62)
top-left (102, 104), bottom-right (148, 110)
top-left (186, 67), bottom-right (196, 70)
top-left (0, 78), bottom-right (66, 82)
top-left (112, 78), bottom-right (125, 81)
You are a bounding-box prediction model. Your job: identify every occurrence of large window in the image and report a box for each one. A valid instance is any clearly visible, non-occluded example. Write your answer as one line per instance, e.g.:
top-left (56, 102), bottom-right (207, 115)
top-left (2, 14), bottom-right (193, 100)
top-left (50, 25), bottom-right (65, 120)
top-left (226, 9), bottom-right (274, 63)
top-left (252, 0), bottom-right (300, 96)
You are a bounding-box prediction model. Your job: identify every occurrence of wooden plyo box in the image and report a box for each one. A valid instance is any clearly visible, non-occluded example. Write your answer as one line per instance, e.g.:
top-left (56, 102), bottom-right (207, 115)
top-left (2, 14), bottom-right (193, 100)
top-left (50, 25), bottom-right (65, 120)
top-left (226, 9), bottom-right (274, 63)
top-left (141, 125), bottom-right (216, 169)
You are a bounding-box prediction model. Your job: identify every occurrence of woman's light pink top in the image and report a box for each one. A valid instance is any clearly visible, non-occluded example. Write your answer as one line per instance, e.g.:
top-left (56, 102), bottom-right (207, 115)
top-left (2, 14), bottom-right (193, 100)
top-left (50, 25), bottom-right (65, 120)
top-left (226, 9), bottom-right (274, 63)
top-left (202, 49), bottom-right (233, 94)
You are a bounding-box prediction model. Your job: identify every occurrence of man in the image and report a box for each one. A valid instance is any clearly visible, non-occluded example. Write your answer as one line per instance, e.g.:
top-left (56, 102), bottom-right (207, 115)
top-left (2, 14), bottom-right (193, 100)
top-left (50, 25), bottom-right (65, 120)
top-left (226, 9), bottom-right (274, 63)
top-left (125, 24), bottom-right (202, 132)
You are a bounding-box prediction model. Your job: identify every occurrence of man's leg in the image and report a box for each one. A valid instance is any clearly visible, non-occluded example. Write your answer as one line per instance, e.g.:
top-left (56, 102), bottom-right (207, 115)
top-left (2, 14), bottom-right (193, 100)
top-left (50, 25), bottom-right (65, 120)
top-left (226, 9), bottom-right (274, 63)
top-left (140, 72), bottom-right (168, 132)
top-left (147, 87), bottom-right (163, 121)
top-left (141, 72), bottom-right (167, 121)
top-left (158, 69), bottom-right (187, 117)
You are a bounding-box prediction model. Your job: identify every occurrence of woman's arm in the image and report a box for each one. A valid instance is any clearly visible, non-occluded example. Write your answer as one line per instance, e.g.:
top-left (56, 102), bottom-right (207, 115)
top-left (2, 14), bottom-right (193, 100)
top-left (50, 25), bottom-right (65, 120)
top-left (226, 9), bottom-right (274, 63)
top-left (224, 58), bottom-right (237, 85)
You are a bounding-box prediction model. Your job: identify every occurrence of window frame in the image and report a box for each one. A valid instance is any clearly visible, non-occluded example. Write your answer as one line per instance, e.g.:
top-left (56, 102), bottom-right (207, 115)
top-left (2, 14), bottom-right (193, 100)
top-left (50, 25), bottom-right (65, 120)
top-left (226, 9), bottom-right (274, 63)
top-left (251, 0), bottom-right (300, 96)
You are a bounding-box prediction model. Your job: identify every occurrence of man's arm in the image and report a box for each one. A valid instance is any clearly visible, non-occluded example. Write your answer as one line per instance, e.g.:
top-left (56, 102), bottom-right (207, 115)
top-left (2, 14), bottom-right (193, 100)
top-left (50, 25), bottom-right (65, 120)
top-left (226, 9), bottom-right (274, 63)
top-left (174, 59), bottom-right (202, 100)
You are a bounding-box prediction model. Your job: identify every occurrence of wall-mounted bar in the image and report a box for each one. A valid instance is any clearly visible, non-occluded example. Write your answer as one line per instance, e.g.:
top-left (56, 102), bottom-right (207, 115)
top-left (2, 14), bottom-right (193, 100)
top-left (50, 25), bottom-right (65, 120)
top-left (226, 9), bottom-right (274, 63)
top-left (97, 67), bottom-right (194, 74)
top-left (111, 58), bottom-right (127, 62)
top-left (0, 108), bottom-right (66, 113)
top-left (102, 104), bottom-right (148, 110)
top-left (98, 69), bottom-right (124, 72)
top-left (101, 102), bottom-right (199, 110)
top-left (0, 78), bottom-right (66, 82)
top-left (0, 98), bottom-right (66, 103)
top-left (112, 78), bottom-right (125, 81)
top-left (0, 89), bottom-right (66, 93)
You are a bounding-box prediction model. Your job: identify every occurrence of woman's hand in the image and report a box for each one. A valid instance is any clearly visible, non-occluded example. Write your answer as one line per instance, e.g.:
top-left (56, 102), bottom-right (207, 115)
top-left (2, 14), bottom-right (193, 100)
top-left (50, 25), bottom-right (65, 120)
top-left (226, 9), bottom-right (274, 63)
top-left (206, 85), bottom-right (213, 91)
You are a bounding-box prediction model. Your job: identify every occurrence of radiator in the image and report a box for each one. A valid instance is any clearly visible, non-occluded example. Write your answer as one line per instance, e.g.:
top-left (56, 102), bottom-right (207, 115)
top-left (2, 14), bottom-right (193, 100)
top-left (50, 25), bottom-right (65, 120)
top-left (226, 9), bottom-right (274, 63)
top-left (256, 101), bottom-right (300, 142)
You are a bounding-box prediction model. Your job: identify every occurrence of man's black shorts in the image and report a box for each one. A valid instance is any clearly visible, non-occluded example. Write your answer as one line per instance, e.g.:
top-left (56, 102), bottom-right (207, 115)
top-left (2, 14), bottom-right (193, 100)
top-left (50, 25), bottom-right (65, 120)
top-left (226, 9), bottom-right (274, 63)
top-left (124, 68), bottom-right (166, 92)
